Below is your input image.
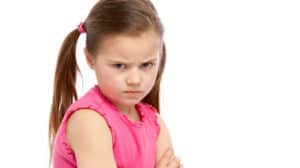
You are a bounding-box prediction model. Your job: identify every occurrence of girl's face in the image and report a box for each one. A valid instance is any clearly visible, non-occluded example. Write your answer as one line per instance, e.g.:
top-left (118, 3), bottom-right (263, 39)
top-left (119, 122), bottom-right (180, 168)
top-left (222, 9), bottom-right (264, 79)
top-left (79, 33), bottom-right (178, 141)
top-left (85, 31), bottom-right (161, 111)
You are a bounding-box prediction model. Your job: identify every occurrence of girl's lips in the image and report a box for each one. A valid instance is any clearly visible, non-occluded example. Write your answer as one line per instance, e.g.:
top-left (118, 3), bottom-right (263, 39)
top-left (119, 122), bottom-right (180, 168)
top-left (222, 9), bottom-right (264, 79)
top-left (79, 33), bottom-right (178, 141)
top-left (125, 91), bottom-right (142, 93)
top-left (124, 90), bottom-right (143, 95)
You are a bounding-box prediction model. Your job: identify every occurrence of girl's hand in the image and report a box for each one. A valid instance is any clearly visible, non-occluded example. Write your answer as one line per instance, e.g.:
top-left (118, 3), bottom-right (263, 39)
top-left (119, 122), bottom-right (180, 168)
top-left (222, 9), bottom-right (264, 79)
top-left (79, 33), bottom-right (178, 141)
top-left (155, 148), bottom-right (183, 168)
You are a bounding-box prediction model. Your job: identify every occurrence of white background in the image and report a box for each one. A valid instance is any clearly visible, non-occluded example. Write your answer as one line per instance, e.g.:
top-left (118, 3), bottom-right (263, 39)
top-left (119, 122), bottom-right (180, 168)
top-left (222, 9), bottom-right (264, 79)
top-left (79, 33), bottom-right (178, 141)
top-left (0, 0), bottom-right (299, 167)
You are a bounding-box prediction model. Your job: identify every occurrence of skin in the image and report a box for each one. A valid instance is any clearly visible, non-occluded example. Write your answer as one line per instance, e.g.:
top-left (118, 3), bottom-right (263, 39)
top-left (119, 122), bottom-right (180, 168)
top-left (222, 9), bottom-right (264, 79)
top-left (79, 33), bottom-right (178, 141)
top-left (67, 30), bottom-right (182, 167)
top-left (85, 30), bottom-right (161, 117)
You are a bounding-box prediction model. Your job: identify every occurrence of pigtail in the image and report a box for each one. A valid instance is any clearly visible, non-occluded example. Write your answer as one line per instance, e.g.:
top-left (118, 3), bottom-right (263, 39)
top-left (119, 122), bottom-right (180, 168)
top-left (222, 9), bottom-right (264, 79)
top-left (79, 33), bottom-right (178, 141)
top-left (48, 29), bottom-right (81, 167)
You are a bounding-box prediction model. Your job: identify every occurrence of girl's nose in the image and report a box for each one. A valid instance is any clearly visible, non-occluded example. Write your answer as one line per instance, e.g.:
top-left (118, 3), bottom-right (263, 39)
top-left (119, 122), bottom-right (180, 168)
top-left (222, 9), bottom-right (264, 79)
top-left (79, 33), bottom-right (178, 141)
top-left (126, 69), bottom-right (141, 86)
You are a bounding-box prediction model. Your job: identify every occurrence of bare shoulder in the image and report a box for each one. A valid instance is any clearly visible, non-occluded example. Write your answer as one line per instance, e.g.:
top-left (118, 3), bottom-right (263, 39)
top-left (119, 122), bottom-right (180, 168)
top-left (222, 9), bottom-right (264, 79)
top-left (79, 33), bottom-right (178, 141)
top-left (155, 113), bottom-right (174, 164)
top-left (66, 109), bottom-right (117, 168)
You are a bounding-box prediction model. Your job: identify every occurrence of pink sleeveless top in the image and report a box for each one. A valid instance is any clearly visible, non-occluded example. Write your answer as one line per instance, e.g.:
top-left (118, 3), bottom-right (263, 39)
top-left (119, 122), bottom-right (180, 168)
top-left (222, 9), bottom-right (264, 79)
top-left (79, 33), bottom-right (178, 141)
top-left (52, 85), bottom-right (160, 168)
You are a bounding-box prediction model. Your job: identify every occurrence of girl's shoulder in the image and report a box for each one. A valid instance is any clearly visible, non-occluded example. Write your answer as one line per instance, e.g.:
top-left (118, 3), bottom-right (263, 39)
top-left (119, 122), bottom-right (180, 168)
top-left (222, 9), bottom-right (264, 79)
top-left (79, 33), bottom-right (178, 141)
top-left (66, 109), bottom-right (117, 167)
top-left (66, 109), bottom-right (112, 148)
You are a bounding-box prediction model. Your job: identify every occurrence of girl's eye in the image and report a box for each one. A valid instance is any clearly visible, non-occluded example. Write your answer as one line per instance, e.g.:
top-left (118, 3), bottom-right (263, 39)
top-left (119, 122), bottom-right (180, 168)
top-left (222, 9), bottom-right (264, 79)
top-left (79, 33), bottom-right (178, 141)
top-left (113, 64), bottom-right (126, 69)
top-left (141, 62), bottom-right (153, 69)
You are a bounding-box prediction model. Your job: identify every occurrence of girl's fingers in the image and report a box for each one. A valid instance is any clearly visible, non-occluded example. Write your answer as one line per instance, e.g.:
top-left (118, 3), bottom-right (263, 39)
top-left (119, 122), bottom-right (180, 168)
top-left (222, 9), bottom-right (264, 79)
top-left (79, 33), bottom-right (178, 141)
top-left (167, 156), bottom-right (181, 168)
top-left (157, 147), bottom-right (174, 166)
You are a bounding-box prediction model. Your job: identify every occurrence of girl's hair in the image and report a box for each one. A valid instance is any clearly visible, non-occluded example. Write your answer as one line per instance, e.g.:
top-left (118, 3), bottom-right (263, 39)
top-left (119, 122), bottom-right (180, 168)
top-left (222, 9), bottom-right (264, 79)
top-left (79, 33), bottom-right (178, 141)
top-left (48, 0), bottom-right (166, 166)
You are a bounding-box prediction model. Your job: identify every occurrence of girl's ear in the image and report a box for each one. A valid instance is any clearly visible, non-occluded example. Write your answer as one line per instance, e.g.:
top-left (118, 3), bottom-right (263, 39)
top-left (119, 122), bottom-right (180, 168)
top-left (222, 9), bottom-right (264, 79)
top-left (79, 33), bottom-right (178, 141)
top-left (84, 48), bottom-right (95, 70)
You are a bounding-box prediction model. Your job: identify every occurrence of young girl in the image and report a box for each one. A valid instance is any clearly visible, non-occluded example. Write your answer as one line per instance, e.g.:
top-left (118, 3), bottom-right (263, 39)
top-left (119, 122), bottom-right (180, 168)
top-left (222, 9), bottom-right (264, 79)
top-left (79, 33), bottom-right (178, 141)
top-left (49, 0), bottom-right (182, 167)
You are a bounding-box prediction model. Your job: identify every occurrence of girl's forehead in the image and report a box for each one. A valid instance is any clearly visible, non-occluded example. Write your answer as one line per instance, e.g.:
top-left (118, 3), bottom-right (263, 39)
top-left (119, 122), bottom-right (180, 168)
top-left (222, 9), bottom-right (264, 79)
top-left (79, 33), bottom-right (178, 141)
top-left (98, 31), bottom-right (161, 61)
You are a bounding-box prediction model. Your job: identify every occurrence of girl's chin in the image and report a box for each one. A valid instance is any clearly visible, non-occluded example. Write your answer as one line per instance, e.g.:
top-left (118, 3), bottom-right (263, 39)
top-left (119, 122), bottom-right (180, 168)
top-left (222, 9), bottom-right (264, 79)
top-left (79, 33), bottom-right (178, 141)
top-left (118, 98), bottom-right (143, 106)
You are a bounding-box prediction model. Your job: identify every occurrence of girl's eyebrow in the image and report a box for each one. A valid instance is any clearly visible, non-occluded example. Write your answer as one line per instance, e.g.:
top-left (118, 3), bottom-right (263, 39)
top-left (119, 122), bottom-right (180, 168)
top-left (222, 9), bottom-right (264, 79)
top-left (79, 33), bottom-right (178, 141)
top-left (106, 57), bottom-right (158, 63)
top-left (143, 57), bottom-right (158, 62)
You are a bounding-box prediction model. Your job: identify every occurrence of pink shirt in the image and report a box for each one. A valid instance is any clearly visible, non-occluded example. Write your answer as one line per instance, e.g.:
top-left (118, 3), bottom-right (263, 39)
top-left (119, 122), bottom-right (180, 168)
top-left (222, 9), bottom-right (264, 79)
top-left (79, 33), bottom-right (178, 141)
top-left (52, 85), bottom-right (160, 168)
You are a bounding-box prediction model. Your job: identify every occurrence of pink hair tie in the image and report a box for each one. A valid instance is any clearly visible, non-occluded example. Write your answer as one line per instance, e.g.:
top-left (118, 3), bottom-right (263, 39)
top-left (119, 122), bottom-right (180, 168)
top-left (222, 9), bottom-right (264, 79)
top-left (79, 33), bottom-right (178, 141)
top-left (77, 22), bottom-right (86, 33)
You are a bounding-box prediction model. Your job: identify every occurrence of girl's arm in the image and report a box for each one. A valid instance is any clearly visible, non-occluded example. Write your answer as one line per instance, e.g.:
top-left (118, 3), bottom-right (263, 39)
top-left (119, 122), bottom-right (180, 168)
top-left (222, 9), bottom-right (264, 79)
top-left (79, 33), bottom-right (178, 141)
top-left (155, 113), bottom-right (174, 163)
top-left (155, 113), bottom-right (181, 167)
top-left (66, 109), bottom-right (117, 168)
